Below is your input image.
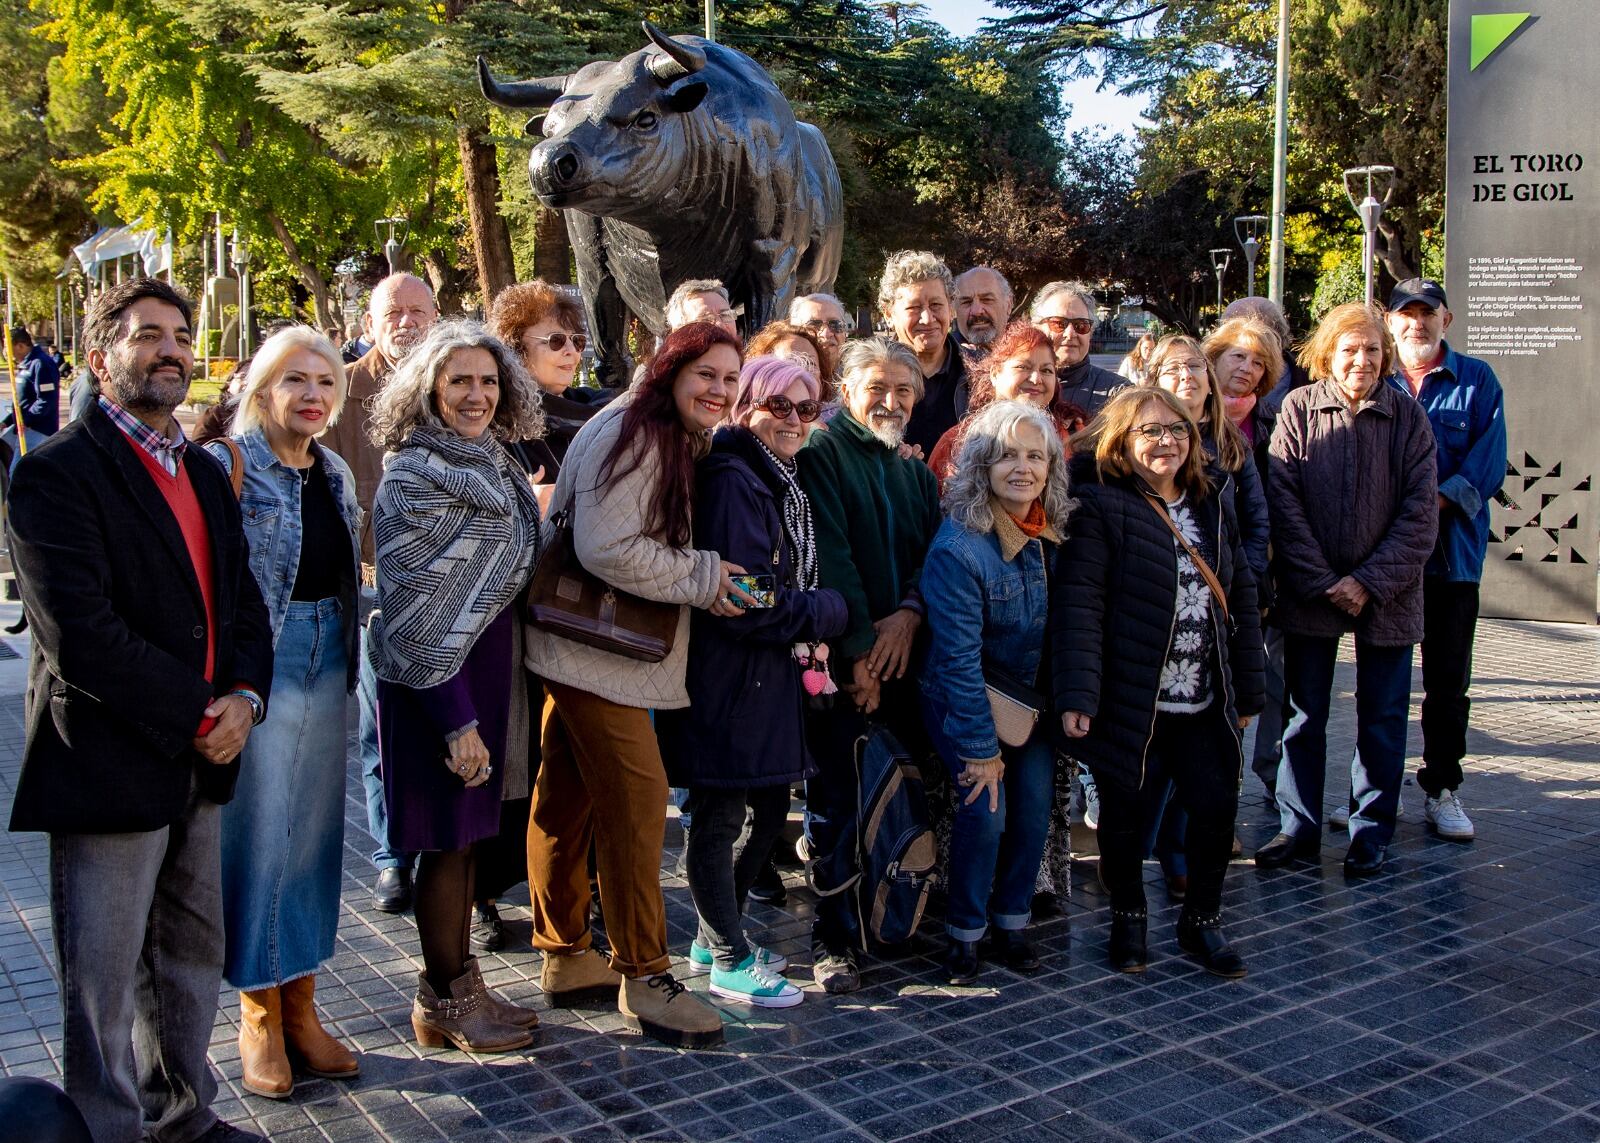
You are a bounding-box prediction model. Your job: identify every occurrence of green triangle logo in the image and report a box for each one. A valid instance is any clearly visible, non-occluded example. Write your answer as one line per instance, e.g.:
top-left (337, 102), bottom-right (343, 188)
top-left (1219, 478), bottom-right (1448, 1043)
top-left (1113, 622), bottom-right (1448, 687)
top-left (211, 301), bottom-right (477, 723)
top-left (1471, 12), bottom-right (1532, 70)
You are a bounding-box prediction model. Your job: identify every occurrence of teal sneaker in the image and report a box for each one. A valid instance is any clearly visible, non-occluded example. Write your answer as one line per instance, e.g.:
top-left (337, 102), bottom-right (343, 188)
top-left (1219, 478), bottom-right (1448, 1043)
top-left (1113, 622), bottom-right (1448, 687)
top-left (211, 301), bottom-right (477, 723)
top-left (687, 941), bottom-right (789, 975)
top-left (709, 955), bottom-right (804, 1008)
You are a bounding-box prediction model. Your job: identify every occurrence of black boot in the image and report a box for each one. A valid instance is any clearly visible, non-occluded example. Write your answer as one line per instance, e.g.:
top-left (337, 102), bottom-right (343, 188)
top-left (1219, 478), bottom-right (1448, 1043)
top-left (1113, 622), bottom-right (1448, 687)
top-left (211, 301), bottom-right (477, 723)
top-left (1108, 908), bottom-right (1148, 974)
top-left (1176, 913), bottom-right (1247, 978)
top-left (985, 928), bottom-right (1040, 972)
top-left (943, 937), bottom-right (980, 985)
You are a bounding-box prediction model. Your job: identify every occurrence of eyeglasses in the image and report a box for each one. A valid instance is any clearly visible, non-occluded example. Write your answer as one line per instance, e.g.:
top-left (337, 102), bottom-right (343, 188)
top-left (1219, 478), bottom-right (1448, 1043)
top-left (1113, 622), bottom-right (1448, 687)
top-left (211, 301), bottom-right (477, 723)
top-left (527, 332), bottom-right (587, 353)
top-left (1158, 360), bottom-right (1207, 379)
top-left (757, 395), bottom-right (823, 423)
top-left (802, 318), bottom-right (853, 335)
top-left (1133, 421), bottom-right (1193, 443)
top-left (1039, 316), bottom-right (1095, 336)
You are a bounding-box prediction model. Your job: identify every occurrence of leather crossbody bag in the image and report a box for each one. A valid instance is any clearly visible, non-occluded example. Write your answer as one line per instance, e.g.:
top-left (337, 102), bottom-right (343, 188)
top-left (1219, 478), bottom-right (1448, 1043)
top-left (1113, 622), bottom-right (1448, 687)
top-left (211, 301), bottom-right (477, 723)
top-left (525, 503), bottom-right (678, 663)
top-left (985, 665), bottom-right (1044, 748)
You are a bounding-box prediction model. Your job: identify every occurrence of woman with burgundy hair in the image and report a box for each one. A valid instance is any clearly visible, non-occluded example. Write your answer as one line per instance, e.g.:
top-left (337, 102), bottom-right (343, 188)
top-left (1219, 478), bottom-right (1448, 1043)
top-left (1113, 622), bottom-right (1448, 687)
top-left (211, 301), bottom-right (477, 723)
top-left (524, 321), bottom-right (757, 1050)
top-left (927, 321), bottom-right (1088, 490)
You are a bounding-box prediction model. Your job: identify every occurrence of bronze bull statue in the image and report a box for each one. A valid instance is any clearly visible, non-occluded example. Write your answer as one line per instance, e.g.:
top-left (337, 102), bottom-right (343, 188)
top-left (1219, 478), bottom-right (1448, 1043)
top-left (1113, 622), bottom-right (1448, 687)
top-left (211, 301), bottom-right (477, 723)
top-left (480, 21), bottom-right (844, 384)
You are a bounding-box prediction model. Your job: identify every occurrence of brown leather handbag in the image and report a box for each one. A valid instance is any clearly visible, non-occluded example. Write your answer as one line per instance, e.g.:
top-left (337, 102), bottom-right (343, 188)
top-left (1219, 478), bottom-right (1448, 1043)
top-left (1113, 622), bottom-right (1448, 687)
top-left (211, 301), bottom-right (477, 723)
top-left (525, 508), bottom-right (678, 663)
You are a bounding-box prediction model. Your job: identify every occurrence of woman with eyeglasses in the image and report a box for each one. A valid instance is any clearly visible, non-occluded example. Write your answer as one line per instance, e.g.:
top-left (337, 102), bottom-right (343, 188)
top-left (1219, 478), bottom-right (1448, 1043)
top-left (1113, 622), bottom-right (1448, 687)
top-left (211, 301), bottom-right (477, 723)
top-left (927, 321), bottom-right (1089, 493)
top-left (1054, 388), bottom-right (1264, 977)
top-left (657, 356), bottom-right (846, 1008)
top-left (489, 280), bottom-right (605, 470)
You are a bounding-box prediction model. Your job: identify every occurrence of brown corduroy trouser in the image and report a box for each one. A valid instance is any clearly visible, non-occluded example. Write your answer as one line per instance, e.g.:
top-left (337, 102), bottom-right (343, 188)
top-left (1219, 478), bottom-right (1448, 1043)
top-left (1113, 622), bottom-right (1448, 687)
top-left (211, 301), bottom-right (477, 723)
top-left (527, 681), bottom-right (672, 978)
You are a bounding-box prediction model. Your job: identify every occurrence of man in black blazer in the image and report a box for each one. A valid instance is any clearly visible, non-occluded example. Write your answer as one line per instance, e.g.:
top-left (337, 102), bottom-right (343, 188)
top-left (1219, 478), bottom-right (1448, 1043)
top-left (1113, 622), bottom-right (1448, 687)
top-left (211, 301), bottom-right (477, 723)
top-left (7, 278), bottom-right (273, 1143)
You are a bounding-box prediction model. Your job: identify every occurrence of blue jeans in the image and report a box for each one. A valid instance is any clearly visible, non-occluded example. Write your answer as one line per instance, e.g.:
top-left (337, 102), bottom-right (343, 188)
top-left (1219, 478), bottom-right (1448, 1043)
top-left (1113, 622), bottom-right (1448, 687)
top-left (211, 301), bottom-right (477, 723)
top-left (51, 783), bottom-right (224, 1143)
top-left (923, 695), bottom-right (1053, 942)
top-left (1277, 634), bottom-right (1414, 848)
top-left (222, 600), bottom-right (348, 989)
top-left (359, 622), bottom-right (412, 870)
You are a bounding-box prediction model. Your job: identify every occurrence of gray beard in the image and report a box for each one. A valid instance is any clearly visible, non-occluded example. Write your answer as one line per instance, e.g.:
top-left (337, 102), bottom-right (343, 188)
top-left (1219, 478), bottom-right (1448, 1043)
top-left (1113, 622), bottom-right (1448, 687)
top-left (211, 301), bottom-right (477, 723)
top-left (965, 324), bottom-right (997, 346)
top-left (867, 417), bottom-right (905, 450)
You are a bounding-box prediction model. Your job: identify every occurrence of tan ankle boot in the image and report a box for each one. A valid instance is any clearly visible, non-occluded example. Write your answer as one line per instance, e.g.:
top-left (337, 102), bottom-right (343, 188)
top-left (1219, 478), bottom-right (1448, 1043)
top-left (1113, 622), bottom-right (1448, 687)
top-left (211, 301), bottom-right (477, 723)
top-left (465, 957), bottom-right (539, 1028)
top-left (412, 969), bottom-right (532, 1053)
top-left (540, 948), bottom-right (622, 1008)
top-left (238, 988), bottom-right (293, 1099)
top-left (619, 973), bottom-right (724, 1049)
top-left (280, 974), bottom-right (359, 1079)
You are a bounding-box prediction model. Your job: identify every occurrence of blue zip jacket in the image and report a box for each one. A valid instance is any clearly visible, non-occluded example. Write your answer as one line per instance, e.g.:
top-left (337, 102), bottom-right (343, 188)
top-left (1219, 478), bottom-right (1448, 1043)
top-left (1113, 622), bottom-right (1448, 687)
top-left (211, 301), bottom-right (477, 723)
top-left (919, 514), bottom-right (1054, 763)
top-left (1385, 343), bottom-right (1506, 582)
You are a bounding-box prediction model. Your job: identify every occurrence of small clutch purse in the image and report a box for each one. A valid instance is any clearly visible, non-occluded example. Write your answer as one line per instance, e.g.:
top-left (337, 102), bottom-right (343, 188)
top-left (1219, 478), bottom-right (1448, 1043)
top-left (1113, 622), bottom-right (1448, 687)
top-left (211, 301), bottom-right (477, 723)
top-left (985, 667), bottom-right (1043, 748)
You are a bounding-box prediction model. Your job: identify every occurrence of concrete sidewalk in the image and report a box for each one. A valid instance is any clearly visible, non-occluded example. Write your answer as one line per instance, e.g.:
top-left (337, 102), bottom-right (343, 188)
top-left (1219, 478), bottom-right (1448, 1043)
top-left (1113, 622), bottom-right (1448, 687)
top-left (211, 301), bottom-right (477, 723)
top-left (1, 601), bottom-right (1598, 1141)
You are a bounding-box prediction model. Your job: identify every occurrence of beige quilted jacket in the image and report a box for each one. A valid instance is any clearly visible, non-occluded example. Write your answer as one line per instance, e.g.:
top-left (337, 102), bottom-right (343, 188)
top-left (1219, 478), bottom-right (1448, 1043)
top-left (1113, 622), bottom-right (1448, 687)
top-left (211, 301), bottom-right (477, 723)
top-left (523, 402), bottom-right (723, 709)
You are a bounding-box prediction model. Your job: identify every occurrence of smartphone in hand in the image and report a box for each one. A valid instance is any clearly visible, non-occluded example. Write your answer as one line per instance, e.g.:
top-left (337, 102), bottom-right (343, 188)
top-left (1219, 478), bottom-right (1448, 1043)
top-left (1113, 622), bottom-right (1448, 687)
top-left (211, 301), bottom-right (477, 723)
top-left (728, 574), bottom-right (777, 608)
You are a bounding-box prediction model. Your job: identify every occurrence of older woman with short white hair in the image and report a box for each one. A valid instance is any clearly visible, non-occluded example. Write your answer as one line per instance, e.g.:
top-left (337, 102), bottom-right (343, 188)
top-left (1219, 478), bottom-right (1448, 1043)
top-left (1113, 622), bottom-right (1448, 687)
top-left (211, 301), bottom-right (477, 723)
top-left (366, 321), bottom-right (545, 1052)
top-left (204, 326), bottom-right (363, 1099)
top-left (920, 401), bottom-right (1072, 985)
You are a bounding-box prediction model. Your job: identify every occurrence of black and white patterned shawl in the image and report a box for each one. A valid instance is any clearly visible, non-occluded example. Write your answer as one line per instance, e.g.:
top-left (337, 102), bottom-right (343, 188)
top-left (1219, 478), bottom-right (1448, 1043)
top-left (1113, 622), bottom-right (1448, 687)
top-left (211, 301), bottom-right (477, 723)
top-left (367, 426), bottom-right (541, 689)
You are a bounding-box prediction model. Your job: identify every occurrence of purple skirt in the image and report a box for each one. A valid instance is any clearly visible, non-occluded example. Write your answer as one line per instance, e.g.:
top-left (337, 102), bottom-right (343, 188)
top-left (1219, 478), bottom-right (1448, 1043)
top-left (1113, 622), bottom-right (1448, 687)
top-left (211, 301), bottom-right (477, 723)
top-left (378, 606), bottom-right (513, 852)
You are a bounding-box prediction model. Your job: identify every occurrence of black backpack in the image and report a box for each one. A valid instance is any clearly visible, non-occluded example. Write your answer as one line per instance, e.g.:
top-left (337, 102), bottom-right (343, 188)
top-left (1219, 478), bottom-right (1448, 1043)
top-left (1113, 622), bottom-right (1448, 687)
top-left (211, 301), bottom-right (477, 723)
top-left (807, 725), bottom-right (939, 950)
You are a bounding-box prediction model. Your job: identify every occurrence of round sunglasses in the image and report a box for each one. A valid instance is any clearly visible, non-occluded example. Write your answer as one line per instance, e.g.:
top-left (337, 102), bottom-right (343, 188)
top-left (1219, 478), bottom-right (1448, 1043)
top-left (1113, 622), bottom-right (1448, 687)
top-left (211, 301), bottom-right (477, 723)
top-left (757, 395), bottom-right (823, 423)
top-left (527, 332), bottom-right (587, 353)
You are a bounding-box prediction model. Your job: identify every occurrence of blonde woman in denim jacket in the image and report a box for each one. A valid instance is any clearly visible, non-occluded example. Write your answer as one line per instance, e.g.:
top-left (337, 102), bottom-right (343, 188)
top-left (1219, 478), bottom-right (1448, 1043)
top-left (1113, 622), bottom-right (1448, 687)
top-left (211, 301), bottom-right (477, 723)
top-left (205, 327), bottom-right (362, 1100)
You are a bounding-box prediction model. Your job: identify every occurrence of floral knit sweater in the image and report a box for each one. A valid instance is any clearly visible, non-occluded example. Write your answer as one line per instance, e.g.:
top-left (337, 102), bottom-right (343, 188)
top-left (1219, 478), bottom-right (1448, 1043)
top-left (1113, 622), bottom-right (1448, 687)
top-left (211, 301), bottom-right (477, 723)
top-left (1156, 494), bottom-right (1217, 713)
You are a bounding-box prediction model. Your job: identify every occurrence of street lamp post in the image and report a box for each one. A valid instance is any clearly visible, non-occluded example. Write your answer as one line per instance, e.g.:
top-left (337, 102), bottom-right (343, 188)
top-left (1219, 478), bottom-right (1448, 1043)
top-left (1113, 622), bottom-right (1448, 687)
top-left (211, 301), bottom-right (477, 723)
top-left (1209, 248), bottom-right (1232, 319)
top-left (374, 217), bottom-right (409, 276)
top-left (1234, 215), bottom-right (1270, 298)
top-left (1268, 0), bottom-right (1290, 305)
top-left (1342, 165), bottom-right (1396, 306)
top-left (231, 228), bottom-right (252, 358)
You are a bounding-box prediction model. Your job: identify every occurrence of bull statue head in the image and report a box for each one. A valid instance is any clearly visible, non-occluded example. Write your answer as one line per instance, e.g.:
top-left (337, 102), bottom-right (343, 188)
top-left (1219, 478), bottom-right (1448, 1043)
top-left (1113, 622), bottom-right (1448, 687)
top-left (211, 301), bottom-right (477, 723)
top-left (478, 21), bottom-right (711, 212)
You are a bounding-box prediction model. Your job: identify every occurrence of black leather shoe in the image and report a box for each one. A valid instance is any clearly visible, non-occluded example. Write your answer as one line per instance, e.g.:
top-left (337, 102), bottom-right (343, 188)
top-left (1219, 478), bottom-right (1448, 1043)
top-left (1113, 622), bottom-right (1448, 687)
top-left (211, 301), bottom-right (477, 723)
top-left (943, 938), bottom-right (981, 985)
top-left (747, 859), bottom-right (787, 905)
top-left (372, 867), bottom-right (411, 913)
top-left (1177, 920), bottom-right (1247, 978)
top-left (195, 1121), bottom-right (267, 1142)
top-left (1343, 836), bottom-right (1387, 877)
top-left (1254, 832), bottom-right (1319, 869)
top-left (1108, 910), bottom-right (1148, 974)
top-left (469, 900), bottom-right (504, 952)
top-left (986, 929), bottom-right (1040, 972)
top-left (1031, 891), bottom-right (1062, 918)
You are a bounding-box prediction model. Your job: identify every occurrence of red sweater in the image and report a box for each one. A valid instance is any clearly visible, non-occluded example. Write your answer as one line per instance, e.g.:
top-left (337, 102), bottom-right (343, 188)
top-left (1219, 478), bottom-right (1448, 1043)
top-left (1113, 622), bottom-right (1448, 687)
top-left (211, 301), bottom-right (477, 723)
top-left (129, 445), bottom-right (217, 683)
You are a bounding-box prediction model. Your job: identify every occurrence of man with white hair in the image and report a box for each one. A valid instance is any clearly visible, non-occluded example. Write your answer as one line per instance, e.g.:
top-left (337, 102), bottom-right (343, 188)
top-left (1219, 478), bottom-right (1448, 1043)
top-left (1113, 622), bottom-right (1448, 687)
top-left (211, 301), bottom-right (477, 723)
top-left (1031, 280), bottom-right (1122, 415)
top-left (319, 272), bottom-right (438, 915)
top-left (665, 279), bottom-right (739, 335)
top-left (790, 292), bottom-right (853, 380)
top-left (797, 337), bottom-right (943, 993)
top-left (880, 250), bottom-right (967, 457)
top-left (953, 265), bottom-right (1013, 353)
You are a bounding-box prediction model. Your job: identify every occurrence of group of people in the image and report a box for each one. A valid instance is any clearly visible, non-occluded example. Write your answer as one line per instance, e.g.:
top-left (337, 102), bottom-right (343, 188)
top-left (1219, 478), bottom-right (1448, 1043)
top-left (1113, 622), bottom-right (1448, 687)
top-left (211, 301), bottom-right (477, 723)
top-left (4, 248), bottom-right (1504, 1140)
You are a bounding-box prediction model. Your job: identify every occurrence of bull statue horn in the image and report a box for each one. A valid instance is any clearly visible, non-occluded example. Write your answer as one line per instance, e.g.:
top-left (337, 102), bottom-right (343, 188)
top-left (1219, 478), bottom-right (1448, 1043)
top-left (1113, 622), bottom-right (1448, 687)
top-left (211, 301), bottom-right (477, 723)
top-left (642, 20), bottom-right (706, 83)
top-left (477, 56), bottom-right (570, 109)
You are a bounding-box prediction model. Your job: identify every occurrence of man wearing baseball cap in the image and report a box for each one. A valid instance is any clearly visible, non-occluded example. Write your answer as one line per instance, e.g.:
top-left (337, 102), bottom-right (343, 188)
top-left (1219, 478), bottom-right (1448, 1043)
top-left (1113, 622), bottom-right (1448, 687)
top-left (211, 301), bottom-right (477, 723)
top-left (1383, 278), bottom-right (1506, 841)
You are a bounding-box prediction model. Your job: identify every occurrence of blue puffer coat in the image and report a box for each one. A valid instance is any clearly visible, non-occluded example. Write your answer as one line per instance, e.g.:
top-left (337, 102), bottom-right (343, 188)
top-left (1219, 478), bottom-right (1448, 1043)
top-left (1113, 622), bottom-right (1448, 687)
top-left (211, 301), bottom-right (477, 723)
top-left (658, 427), bottom-right (847, 789)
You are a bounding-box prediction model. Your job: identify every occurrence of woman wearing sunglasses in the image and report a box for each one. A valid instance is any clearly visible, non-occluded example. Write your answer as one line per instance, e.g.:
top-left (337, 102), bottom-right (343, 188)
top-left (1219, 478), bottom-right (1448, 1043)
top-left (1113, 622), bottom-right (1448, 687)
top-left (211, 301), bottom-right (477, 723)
top-left (657, 356), bottom-right (846, 1009)
top-left (1054, 387), bottom-right (1264, 978)
top-left (489, 280), bottom-right (605, 469)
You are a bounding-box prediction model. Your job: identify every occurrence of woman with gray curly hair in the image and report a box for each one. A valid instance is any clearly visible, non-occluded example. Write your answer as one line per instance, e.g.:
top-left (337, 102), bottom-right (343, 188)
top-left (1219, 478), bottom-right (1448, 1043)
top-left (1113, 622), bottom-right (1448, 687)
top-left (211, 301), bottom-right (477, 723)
top-left (366, 321), bottom-right (545, 1053)
top-left (918, 401), bottom-right (1072, 985)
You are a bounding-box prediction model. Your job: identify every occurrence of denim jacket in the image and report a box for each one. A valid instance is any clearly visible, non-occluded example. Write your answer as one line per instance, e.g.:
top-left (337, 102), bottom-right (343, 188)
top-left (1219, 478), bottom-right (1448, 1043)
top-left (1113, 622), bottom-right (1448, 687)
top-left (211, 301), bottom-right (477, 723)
top-left (203, 428), bottom-right (362, 689)
top-left (919, 514), bottom-right (1055, 762)
top-left (1385, 343), bottom-right (1507, 582)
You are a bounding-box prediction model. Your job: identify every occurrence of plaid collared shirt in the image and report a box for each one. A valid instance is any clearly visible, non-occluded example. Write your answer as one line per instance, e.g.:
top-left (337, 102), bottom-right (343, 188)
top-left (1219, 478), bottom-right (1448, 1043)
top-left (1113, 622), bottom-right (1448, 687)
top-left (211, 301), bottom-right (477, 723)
top-left (99, 395), bottom-right (187, 476)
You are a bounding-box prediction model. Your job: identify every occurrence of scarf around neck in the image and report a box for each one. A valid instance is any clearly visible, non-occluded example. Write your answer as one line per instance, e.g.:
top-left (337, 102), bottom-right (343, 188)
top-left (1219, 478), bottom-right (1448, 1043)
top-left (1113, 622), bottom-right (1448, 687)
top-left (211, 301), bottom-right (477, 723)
top-left (367, 425), bottom-right (541, 689)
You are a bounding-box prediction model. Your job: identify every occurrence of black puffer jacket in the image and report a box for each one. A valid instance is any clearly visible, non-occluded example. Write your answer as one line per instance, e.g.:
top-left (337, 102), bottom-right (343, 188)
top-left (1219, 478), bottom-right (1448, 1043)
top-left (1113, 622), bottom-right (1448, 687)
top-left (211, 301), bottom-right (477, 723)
top-left (1051, 453), bottom-right (1265, 795)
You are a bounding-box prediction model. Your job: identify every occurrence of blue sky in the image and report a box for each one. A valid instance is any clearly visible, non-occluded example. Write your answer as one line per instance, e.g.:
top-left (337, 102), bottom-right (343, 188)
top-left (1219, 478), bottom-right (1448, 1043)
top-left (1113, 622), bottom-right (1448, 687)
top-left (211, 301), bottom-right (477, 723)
top-left (918, 0), bottom-right (1148, 136)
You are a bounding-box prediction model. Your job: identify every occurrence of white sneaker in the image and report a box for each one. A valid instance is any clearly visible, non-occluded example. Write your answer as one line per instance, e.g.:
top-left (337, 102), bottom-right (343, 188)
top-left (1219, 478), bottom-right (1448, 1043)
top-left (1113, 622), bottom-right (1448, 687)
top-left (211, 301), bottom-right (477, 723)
top-left (1425, 790), bottom-right (1475, 841)
top-left (1079, 766), bottom-right (1100, 830)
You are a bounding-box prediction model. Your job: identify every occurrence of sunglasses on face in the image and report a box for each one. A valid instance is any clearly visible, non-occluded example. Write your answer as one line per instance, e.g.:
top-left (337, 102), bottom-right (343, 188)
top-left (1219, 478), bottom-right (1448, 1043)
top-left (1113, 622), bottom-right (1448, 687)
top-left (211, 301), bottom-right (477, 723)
top-left (527, 332), bottom-right (587, 353)
top-left (757, 395), bottom-right (823, 422)
top-left (802, 318), bottom-right (853, 335)
top-left (1040, 316), bottom-right (1095, 336)
top-left (1133, 421), bottom-right (1193, 443)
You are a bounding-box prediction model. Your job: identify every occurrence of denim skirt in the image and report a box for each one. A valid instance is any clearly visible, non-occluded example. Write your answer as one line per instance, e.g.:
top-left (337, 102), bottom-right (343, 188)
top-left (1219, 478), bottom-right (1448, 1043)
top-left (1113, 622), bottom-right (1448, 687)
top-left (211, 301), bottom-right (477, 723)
top-left (221, 599), bottom-right (348, 990)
